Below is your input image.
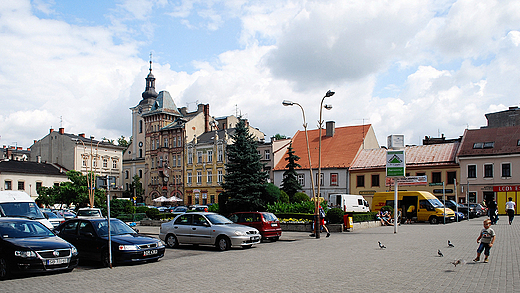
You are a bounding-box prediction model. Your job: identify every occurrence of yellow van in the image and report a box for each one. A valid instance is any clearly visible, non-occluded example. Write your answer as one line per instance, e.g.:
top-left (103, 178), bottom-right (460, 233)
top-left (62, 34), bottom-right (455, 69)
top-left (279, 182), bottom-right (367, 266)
top-left (372, 191), bottom-right (456, 224)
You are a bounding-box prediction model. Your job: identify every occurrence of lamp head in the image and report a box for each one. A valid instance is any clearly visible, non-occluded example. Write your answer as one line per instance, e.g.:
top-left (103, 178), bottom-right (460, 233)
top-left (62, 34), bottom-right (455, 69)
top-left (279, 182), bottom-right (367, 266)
top-left (325, 90), bottom-right (335, 97)
top-left (282, 100), bottom-right (294, 106)
top-left (324, 104), bottom-right (333, 110)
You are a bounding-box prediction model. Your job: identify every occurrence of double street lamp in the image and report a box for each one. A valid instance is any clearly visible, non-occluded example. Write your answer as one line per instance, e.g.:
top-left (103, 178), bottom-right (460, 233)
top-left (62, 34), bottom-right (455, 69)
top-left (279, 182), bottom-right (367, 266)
top-left (73, 136), bottom-right (107, 208)
top-left (283, 90), bottom-right (334, 239)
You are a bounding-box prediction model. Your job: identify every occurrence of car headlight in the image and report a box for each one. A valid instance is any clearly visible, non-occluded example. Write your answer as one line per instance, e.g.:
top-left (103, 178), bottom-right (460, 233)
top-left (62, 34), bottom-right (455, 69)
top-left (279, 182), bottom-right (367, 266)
top-left (234, 230), bottom-right (247, 236)
top-left (15, 250), bottom-right (37, 258)
top-left (157, 241), bottom-right (164, 248)
top-left (71, 246), bottom-right (78, 256)
top-left (118, 245), bottom-right (139, 251)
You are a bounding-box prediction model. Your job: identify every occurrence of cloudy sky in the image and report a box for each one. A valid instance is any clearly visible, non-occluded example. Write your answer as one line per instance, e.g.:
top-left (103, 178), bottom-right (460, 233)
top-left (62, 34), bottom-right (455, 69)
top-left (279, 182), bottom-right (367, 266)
top-left (1, 0), bottom-right (518, 149)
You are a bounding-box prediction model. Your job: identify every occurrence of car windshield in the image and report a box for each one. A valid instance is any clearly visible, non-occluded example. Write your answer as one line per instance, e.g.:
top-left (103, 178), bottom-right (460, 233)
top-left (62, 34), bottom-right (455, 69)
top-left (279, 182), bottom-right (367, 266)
top-left (44, 211), bottom-right (61, 219)
top-left (77, 210), bottom-right (102, 217)
top-left (206, 214), bottom-right (233, 225)
top-left (263, 213), bottom-right (278, 221)
top-left (429, 199), bottom-right (444, 208)
top-left (0, 202), bottom-right (45, 220)
top-left (0, 220), bottom-right (54, 238)
top-left (94, 219), bottom-right (136, 237)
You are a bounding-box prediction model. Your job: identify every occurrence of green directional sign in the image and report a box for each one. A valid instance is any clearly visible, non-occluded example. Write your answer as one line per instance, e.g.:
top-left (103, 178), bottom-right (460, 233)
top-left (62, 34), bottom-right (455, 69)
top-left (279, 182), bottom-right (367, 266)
top-left (386, 150), bottom-right (405, 177)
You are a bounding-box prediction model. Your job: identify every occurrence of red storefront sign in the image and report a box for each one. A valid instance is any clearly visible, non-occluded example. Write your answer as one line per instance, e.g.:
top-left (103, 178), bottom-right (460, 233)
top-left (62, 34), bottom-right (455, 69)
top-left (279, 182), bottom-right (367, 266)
top-left (493, 185), bottom-right (520, 192)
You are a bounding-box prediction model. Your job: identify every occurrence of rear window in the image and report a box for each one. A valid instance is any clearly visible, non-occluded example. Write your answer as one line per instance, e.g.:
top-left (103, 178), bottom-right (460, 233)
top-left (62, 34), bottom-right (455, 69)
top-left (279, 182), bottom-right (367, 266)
top-left (77, 210), bottom-right (102, 217)
top-left (263, 213), bottom-right (278, 222)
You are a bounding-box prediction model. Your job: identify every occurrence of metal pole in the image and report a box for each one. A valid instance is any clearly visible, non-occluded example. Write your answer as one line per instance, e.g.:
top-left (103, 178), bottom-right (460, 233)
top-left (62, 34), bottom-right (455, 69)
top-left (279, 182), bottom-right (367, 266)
top-left (443, 181), bottom-right (446, 224)
top-left (394, 181), bottom-right (398, 233)
top-left (454, 179), bottom-right (458, 222)
top-left (107, 176), bottom-right (112, 269)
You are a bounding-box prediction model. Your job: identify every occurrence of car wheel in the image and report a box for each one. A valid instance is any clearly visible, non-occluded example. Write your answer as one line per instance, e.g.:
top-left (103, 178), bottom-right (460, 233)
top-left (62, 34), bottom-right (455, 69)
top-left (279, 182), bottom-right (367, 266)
top-left (216, 236), bottom-right (230, 251)
top-left (429, 216), bottom-right (439, 224)
top-left (166, 234), bottom-right (179, 248)
top-left (0, 257), bottom-right (9, 280)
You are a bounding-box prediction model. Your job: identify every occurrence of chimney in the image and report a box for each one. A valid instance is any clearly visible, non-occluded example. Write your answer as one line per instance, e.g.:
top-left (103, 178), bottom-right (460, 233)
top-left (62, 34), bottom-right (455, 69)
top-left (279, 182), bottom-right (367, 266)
top-left (204, 104), bottom-right (210, 133)
top-left (50, 128), bottom-right (54, 133)
top-left (79, 133), bottom-right (85, 138)
top-left (33, 140), bottom-right (37, 144)
top-left (326, 121), bottom-right (335, 137)
top-left (59, 128), bottom-right (64, 134)
top-left (27, 148), bottom-right (31, 151)
top-left (17, 147), bottom-right (22, 150)
top-left (37, 156), bottom-right (41, 163)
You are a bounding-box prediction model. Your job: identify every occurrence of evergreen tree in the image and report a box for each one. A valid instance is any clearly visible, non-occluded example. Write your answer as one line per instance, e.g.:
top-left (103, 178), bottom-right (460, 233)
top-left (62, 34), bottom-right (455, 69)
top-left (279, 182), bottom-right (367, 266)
top-left (281, 143), bottom-right (302, 202)
top-left (220, 119), bottom-right (269, 213)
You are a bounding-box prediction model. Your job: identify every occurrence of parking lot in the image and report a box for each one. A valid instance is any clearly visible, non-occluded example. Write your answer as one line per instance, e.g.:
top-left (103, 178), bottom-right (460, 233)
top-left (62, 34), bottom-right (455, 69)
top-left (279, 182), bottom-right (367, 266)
top-left (1, 217), bottom-right (518, 292)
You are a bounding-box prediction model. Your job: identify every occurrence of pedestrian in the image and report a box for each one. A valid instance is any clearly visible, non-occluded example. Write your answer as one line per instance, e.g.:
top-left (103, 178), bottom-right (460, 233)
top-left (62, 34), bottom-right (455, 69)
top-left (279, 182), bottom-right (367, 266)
top-left (505, 197), bottom-right (516, 225)
top-left (406, 205), bottom-right (415, 224)
top-left (487, 199), bottom-right (497, 224)
top-left (473, 219), bottom-right (496, 263)
top-left (309, 205), bottom-right (330, 237)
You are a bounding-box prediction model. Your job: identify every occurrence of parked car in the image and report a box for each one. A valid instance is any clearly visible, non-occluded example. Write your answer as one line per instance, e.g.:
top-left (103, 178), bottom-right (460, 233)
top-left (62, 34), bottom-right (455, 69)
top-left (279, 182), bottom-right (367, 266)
top-left (469, 203), bottom-right (487, 217)
top-left (0, 191), bottom-right (54, 229)
top-left (157, 207), bottom-right (168, 212)
top-left (228, 212), bottom-right (282, 241)
top-left (169, 206), bottom-right (188, 213)
top-left (76, 208), bottom-right (103, 218)
top-left (54, 210), bottom-right (76, 220)
top-left (42, 211), bottom-right (66, 228)
top-left (454, 211), bottom-right (467, 221)
top-left (190, 205), bottom-right (209, 212)
top-left (55, 218), bottom-right (165, 267)
top-left (159, 212), bottom-right (261, 251)
top-left (0, 217), bottom-right (79, 279)
top-left (442, 200), bottom-right (476, 219)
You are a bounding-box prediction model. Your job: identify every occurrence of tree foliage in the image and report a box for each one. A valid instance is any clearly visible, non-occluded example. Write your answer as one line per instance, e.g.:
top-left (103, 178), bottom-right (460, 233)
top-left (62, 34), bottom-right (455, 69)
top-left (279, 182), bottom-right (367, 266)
top-left (273, 133), bottom-right (287, 140)
top-left (36, 170), bottom-right (107, 209)
top-left (281, 143), bottom-right (302, 202)
top-left (220, 119), bottom-right (269, 214)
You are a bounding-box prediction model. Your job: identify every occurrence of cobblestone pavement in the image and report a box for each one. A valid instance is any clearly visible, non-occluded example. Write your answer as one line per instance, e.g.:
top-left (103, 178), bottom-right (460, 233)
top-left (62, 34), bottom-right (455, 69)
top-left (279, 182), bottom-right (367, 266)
top-left (1, 217), bottom-right (518, 293)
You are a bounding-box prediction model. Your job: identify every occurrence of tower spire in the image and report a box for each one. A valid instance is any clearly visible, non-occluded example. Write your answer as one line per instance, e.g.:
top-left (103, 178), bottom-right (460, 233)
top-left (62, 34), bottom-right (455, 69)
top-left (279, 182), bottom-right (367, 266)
top-left (142, 52), bottom-right (158, 100)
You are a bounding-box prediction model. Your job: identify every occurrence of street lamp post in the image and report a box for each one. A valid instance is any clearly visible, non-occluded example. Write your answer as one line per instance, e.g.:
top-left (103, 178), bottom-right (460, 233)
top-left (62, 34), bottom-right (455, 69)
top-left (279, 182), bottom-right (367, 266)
top-left (73, 137), bottom-right (106, 208)
top-left (282, 100), bottom-right (317, 210)
top-left (282, 89), bottom-right (334, 239)
top-left (316, 90), bottom-right (334, 238)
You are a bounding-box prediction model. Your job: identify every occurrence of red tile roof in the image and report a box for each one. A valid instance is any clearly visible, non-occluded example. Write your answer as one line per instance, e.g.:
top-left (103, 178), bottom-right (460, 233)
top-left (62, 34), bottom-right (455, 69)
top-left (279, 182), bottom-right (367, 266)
top-left (350, 142), bottom-right (460, 170)
top-left (457, 126), bottom-right (520, 157)
top-left (274, 124), bottom-right (372, 170)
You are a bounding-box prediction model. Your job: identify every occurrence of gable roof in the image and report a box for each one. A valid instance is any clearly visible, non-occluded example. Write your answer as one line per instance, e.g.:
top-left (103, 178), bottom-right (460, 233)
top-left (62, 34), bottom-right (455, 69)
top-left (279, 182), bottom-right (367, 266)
top-left (457, 126), bottom-right (520, 157)
top-left (0, 160), bottom-right (68, 176)
top-left (350, 142), bottom-right (460, 170)
top-left (274, 124), bottom-right (373, 170)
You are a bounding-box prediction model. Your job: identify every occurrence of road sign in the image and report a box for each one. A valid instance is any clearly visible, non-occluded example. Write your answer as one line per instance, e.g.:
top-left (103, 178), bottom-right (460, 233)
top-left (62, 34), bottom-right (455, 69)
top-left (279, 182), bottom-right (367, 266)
top-left (386, 150), bottom-right (405, 177)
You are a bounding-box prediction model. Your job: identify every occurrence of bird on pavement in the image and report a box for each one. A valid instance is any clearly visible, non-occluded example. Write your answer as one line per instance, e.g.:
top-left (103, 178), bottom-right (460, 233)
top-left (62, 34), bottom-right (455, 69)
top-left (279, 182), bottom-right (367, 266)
top-left (448, 240), bottom-right (454, 247)
top-left (438, 249), bottom-right (444, 257)
top-left (378, 241), bottom-right (386, 249)
top-left (451, 259), bottom-right (466, 267)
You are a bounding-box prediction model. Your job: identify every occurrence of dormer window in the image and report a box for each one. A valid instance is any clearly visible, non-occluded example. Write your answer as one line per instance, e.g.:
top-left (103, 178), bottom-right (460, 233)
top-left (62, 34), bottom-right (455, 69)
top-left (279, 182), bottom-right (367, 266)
top-left (483, 142), bottom-right (494, 148)
top-left (473, 142), bottom-right (483, 149)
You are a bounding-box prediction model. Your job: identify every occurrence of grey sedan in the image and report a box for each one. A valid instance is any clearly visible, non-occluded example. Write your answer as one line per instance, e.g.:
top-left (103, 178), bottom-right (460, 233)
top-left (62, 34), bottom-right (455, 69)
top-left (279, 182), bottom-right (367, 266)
top-left (159, 212), bottom-right (261, 251)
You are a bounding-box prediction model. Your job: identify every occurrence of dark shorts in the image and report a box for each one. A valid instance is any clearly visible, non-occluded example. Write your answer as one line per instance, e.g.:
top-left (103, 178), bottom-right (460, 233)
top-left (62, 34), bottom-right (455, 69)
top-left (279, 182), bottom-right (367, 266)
top-left (477, 242), bottom-right (492, 256)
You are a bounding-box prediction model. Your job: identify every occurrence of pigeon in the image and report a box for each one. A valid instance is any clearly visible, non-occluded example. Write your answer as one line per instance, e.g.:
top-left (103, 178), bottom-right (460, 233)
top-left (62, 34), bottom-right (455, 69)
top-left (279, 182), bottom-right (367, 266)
top-left (448, 240), bottom-right (454, 247)
top-left (451, 259), bottom-right (466, 267)
top-left (438, 249), bottom-right (444, 257)
top-left (378, 241), bottom-right (386, 249)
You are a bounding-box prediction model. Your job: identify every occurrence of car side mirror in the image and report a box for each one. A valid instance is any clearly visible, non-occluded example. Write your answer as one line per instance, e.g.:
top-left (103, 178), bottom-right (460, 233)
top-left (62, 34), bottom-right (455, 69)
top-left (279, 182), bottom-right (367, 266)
top-left (203, 222), bottom-right (210, 227)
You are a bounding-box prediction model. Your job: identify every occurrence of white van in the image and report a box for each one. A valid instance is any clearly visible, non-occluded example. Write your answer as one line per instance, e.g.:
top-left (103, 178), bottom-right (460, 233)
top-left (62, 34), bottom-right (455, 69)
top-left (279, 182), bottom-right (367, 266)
top-left (0, 190), bottom-right (53, 229)
top-left (328, 194), bottom-right (371, 213)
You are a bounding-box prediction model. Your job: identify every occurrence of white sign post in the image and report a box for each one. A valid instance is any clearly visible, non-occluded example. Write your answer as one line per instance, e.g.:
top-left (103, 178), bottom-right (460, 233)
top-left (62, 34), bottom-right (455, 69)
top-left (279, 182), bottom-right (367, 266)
top-left (386, 150), bottom-right (405, 233)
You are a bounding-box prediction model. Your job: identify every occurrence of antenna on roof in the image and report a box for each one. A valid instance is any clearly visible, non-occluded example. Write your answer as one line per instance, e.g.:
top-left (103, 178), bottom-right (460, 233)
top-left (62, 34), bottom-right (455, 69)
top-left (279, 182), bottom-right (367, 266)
top-left (59, 116), bottom-right (63, 128)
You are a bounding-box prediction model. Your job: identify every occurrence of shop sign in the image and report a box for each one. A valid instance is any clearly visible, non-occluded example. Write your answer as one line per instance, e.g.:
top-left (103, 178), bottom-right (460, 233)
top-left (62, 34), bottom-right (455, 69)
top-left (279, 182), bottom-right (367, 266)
top-left (493, 185), bottom-right (520, 192)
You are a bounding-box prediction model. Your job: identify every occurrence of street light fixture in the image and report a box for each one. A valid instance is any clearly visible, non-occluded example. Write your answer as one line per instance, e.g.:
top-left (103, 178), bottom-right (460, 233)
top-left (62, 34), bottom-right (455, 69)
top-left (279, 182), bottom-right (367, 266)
top-left (282, 89), bottom-right (334, 239)
top-left (316, 90), bottom-right (334, 238)
top-left (282, 100), bottom-right (317, 214)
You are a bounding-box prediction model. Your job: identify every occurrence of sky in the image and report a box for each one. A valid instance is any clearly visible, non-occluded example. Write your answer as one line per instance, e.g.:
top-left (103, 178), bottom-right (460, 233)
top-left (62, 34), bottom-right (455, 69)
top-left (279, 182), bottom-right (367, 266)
top-left (1, 0), bottom-right (519, 150)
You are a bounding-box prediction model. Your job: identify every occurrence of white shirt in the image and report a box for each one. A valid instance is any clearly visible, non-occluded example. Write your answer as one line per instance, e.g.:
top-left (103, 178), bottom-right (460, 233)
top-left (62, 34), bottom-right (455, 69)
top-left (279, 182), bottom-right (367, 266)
top-left (505, 201), bottom-right (516, 210)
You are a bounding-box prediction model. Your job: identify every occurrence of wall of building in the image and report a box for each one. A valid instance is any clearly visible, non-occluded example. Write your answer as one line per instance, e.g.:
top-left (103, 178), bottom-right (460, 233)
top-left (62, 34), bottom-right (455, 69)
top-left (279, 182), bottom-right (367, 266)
top-left (1, 173), bottom-right (69, 200)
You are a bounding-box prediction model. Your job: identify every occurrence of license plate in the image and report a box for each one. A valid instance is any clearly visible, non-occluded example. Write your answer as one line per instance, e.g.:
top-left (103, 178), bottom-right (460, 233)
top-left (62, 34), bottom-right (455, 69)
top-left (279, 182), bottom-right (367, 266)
top-left (271, 223), bottom-right (278, 227)
top-left (47, 258), bottom-right (69, 265)
top-left (143, 249), bottom-right (158, 256)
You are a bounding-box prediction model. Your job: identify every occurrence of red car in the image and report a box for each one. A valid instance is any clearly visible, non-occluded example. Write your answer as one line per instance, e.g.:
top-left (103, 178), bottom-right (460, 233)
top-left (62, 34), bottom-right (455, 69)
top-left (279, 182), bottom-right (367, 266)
top-left (228, 212), bottom-right (282, 241)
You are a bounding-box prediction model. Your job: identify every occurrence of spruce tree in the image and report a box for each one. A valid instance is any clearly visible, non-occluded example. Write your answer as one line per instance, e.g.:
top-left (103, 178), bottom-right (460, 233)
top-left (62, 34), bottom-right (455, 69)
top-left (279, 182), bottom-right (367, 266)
top-left (221, 119), bottom-right (269, 213)
top-left (281, 143), bottom-right (302, 202)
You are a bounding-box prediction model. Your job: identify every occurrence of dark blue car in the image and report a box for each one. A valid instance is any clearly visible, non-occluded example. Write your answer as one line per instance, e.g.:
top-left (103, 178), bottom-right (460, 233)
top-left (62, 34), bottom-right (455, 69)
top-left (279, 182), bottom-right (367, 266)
top-left (0, 218), bottom-right (79, 279)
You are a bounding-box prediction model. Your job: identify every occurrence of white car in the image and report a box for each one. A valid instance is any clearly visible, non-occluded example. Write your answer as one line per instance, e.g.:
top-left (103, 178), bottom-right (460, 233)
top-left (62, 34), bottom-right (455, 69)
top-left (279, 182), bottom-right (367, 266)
top-left (75, 208), bottom-right (103, 218)
top-left (159, 212), bottom-right (261, 251)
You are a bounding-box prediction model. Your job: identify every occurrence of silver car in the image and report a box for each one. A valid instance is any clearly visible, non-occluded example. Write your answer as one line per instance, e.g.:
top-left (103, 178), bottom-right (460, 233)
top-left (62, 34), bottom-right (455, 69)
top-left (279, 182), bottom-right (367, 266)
top-left (159, 212), bottom-right (261, 251)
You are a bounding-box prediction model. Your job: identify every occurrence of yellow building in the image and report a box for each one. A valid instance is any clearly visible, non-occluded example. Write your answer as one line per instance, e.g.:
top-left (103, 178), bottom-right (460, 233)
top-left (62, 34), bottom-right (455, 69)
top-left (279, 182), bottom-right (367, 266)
top-left (350, 142), bottom-right (461, 207)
